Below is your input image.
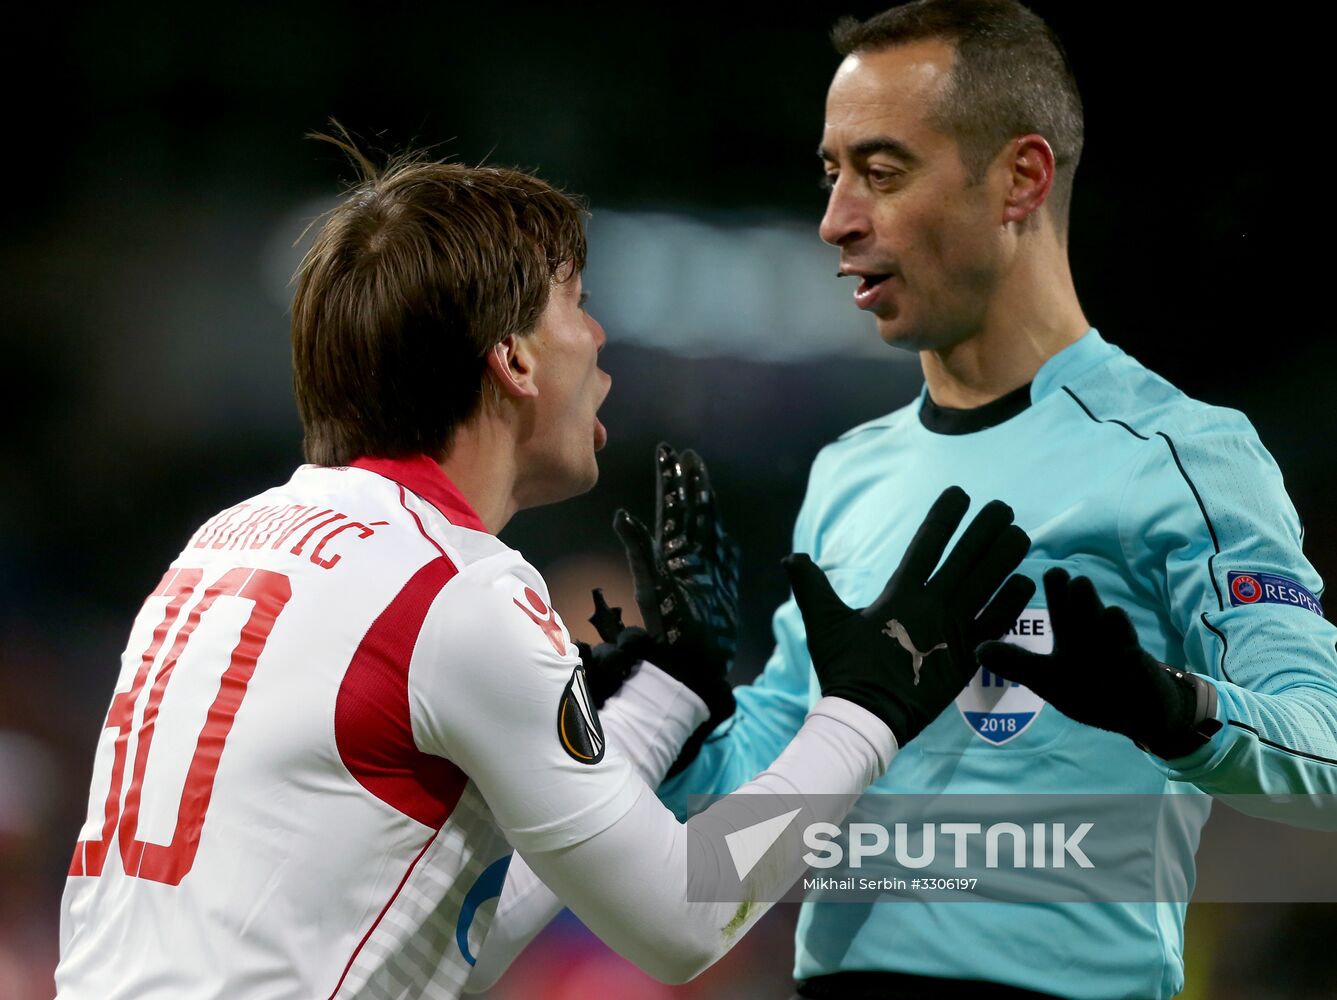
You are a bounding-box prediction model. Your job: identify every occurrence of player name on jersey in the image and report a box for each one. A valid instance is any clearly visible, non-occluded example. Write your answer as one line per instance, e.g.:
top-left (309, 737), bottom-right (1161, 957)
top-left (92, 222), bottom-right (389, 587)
top-left (189, 500), bottom-right (387, 570)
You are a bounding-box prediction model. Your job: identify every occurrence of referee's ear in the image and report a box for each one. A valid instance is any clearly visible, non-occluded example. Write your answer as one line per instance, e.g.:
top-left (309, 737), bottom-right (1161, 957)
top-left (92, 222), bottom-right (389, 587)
top-left (999, 133), bottom-right (1056, 228)
top-left (486, 335), bottom-right (539, 401)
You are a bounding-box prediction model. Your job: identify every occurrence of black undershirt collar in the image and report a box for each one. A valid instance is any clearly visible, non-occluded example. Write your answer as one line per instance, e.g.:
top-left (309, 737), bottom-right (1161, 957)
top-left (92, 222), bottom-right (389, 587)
top-left (918, 381), bottom-right (1033, 435)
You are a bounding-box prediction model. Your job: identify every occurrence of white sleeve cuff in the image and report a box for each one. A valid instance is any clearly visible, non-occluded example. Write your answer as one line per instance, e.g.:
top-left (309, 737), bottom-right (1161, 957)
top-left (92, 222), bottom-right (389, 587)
top-left (806, 696), bottom-right (897, 776)
top-left (598, 662), bottom-right (710, 786)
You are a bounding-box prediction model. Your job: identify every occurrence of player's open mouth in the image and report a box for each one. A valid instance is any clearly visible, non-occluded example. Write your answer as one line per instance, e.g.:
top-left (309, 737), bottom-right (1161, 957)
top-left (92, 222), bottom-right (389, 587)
top-left (853, 273), bottom-right (893, 310)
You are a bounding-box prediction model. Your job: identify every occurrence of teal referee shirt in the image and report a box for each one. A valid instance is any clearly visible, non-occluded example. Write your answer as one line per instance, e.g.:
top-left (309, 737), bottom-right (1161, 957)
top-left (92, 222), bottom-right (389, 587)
top-left (662, 329), bottom-right (1337, 999)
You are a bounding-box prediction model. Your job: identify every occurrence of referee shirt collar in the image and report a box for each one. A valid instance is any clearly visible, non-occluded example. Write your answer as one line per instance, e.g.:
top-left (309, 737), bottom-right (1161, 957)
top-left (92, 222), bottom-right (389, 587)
top-left (350, 454), bottom-right (489, 534)
top-left (1030, 327), bottom-right (1112, 403)
top-left (915, 329), bottom-right (1112, 435)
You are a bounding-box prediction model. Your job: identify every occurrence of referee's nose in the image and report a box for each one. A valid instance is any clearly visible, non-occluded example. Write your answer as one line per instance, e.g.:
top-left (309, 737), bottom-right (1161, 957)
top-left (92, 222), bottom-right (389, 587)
top-left (819, 175), bottom-right (872, 248)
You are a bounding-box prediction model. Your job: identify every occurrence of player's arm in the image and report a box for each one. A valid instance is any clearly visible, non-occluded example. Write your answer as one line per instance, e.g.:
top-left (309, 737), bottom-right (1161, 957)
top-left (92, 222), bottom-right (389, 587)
top-left (656, 597), bottom-right (821, 817)
top-left (598, 439), bottom-right (815, 816)
top-left (564, 440), bottom-right (756, 798)
top-left (468, 603), bottom-right (810, 990)
top-left (608, 443), bottom-right (741, 774)
top-left (657, 446), bottom-right (844, 817)
top-left (471, 444), bottom-right (745, 991)
top-left (465, 660), bottom-right (709, 992)
top-left (428, 488), bottom-right (1031, 984)
top-left (979, 416), bottom-right (1337, 827)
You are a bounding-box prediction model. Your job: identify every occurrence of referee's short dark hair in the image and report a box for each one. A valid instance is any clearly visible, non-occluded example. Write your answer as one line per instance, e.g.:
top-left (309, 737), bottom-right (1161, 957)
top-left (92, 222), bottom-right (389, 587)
top-left (833, 0), bottom-right (1084, 232)
top-left (291, 130), bottom-right (588, 466)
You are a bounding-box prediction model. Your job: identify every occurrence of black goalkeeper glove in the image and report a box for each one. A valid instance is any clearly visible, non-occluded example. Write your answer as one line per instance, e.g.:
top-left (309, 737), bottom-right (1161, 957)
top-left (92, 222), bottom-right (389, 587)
top-left (975, 569), bottom-right (1221, 759)
top-left (576, 589), bottom-right (650, 709)
top-left (783, 486), bottom-right (1034, 748)
top-left (609, 444), bottom-right (739, 775)
top-left (614, 443), bottom-right (740, 672)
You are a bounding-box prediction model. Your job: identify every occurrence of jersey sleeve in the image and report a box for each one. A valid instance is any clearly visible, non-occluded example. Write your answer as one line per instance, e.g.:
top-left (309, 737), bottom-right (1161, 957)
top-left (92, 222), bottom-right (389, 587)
top-left (657, 448), bottom-right (835, 819)
top-left (408, 554), bottom-right (640, 853)
top-left (1122, 409), bottom-right (1337, 815)
top-left (492, 698), bottom-right (892, 986)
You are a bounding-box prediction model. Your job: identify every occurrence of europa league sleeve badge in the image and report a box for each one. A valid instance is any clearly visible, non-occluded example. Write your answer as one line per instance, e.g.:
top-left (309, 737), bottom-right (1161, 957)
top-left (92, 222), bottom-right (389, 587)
top-left (558, 665), bottom-right (606, 764)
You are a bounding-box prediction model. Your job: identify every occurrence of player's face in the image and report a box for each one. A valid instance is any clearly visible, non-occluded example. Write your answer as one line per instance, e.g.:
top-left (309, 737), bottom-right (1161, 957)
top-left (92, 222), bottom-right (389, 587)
top-left (522, 267), bottom-right (611, 505)
top-left (819, 40), bottom-right (1008, 351)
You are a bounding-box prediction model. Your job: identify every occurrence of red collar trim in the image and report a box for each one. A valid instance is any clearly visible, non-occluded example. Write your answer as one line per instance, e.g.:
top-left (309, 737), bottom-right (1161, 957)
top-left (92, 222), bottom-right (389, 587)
top-left (349, 455), bottom-right (489, 534)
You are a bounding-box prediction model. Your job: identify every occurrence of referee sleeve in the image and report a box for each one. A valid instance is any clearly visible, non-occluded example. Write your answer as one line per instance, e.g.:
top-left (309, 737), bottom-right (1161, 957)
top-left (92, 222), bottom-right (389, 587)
top-left (1126, 409), bottom-right (1337, 821)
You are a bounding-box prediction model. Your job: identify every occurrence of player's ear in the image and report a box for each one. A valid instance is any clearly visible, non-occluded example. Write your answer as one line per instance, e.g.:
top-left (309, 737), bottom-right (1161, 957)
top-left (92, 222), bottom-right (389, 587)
top-left (485, 334), bottom-right (540, 400)
top-left (999, 134), bottom-right (1055, 227)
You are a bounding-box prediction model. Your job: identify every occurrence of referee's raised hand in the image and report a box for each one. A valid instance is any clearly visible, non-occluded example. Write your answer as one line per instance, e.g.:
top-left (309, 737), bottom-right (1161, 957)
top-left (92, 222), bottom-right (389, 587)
top-left (785, 486), bottom-right (1034, 748)
top-left (976, 569), bottom-right (1221, 758)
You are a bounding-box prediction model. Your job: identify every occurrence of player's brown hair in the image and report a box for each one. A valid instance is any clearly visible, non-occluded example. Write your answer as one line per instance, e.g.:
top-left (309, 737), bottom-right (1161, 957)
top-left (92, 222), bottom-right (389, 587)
top-left (833, 0), bottom-right (1084, 231)
top-left (291, 129), bottom-right (588, 466)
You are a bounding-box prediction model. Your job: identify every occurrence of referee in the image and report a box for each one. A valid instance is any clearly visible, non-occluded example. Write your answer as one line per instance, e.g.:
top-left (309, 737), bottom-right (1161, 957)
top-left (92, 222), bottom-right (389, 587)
top-left (660, 2), bottom-right (1337, 997)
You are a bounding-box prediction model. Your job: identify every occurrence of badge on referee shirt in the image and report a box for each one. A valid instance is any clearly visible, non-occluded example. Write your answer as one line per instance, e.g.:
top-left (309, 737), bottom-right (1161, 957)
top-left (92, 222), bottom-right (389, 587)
top-left (558, 665), bottom-right (606, 764)
top-left (1227, 571), bottom-right (1324, 616)
top-left (957, 608), bottom-right (1051, 745)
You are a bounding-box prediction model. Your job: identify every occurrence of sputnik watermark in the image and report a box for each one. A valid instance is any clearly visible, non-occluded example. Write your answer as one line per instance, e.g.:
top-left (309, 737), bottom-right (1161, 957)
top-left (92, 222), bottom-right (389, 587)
top-left (801, 821), bottom-right (1094, 869)
top-left (725, 808), bottom-right (802, 880)
top-left (717, 816), bottom-right (1091, 902)
top-left (686, 792), bottom-right (1337, 904)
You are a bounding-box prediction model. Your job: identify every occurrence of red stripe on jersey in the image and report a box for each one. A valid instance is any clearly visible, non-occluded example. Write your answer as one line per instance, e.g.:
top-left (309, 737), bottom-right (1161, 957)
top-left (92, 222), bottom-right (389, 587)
top-left (335, 557), bottom-right (467, 828)
top-left (350, 455), bottom-right (488, 533)
top-left (398, 485), bottom-right (448, 559)
top-left (327, 827), bottom-right (440, 1000)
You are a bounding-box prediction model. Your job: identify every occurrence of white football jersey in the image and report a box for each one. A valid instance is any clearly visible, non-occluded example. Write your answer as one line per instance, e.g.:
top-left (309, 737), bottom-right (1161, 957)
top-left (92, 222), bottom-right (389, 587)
top-left (56, 455), bottom-right (639, 999)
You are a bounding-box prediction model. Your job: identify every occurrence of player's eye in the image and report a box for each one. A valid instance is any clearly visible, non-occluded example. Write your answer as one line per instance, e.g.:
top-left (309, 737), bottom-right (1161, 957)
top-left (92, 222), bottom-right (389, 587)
top-left (819, 172), bottom-right (838, 191)
top-left (578, 291), bottom-right (590, 309)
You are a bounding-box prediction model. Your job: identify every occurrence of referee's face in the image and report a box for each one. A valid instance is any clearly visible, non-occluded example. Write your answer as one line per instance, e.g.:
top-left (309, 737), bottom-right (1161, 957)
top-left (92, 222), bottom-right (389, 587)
top-left (818, 39), bottom-right (1009, 352)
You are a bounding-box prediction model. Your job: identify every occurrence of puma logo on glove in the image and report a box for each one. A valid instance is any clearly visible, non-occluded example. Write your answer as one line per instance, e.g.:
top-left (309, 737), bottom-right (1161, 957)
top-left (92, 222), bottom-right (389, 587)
top-left (881, 619), bottom-right (947, 685)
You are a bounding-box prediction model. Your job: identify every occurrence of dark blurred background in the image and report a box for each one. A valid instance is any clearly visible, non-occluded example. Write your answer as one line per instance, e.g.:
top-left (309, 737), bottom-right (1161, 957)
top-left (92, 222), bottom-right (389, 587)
top-left (2, 2), bottom-right (1332, 997)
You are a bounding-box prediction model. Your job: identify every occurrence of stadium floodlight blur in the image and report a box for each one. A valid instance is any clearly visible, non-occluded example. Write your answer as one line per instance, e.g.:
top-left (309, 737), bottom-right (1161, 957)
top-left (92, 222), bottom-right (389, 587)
top-left (265, 202), bottom-right (911, 362)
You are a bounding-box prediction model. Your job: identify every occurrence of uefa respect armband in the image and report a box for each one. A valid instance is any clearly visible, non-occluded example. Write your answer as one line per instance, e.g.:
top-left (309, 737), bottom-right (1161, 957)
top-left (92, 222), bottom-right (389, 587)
top-left (1227, 570), bottom-right (1324, 617)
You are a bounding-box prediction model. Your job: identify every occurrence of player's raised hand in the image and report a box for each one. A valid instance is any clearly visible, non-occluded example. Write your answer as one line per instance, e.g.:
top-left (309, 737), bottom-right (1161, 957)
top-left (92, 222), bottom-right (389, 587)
top-left (612, 443), bottom-right (739, 773)
top-left (976, 569), bottom-right (1221, 758)
top-left (614, 444), bottom-right (740, 668)
top-left (576, 589), bottom-right (651, 708)
top-left (784, 487), bottom-right (1034, 748)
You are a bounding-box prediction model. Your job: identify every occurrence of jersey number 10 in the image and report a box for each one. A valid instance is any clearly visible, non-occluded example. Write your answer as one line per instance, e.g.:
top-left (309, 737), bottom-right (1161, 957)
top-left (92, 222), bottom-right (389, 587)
top-left (69, 566), bottom-right (292, 886)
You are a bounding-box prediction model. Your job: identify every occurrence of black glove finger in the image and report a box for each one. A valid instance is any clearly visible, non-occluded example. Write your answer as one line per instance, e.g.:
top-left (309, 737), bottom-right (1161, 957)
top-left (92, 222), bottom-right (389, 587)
top-left (1097, 604), bottom-right (1140, 650)
top-left (680, 448), bottom-right (716, 555)
top-left (613, 509), bottom-right (664, 630)
top-left (655, 442), bottom-right (688, 556)
top-left (971, 573), bottom-right (1037, 643)
top-left (882, 486), bottom-right (972, 596)
top-left (975, 639), bottom-right (1048, 687)
top-left (588, 588), bottom-right (626, 644)
top-left (1040, 568), bottom-right (1073, 638)
top-left (1063, 575), bottom-right (1106, 638)
top-left (947, 522), bottom-right (1030, 616)
top-left (926, 499), bottom-right (1016, 601)
top-left (783, 553), bottom-right (852, 629)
